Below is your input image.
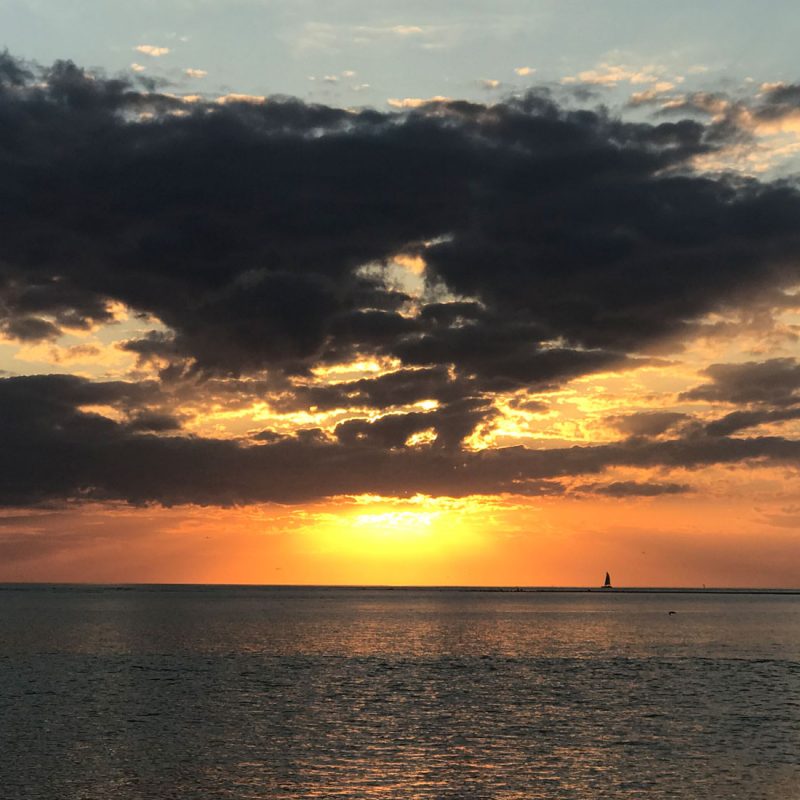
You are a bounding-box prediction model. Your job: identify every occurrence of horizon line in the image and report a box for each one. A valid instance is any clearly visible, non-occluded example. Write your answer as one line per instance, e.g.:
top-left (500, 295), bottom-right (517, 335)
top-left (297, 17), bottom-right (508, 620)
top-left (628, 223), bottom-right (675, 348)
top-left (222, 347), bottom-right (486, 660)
top-left (1, 582), bottom-right (799, 594)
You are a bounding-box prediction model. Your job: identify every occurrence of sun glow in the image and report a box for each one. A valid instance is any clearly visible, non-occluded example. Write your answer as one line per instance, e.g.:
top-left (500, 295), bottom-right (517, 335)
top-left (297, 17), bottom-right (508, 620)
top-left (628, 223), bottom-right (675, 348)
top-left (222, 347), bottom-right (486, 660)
top-left (305, 496), bottom-right (487, 569)
top-left (354, 509), bottom-right (438, 535)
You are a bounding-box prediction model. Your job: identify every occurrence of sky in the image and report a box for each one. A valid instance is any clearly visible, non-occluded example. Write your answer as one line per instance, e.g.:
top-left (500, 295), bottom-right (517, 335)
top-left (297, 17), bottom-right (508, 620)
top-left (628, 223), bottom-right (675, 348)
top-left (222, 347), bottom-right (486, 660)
top-left (2, 2), bottom-right (800, 586)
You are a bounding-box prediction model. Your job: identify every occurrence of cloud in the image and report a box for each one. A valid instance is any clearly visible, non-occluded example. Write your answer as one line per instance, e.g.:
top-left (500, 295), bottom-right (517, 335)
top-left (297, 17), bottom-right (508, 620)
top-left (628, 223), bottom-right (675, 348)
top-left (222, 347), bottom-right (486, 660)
top-left (391, 26), bottom-right (424, 35)
top-left (131, 63), bottom-right (146, 73)
top-left (389, 321), bottom-right (649, 391)
top-left (272, 366), bottom-right (469, 413)
top-left (581, 481), bottom-right (691, 497)
top-left (2, 54), bottom-right (800, 508)
top-left (705, 407), bottom-right (800, 436)
top-left (562, 62), bottom-right (666, 87)
top-left (15, 341), bottom-right (103, 366)
top-left (753, 82), bottom-right (800, 134)
top-left (215, 92), bottom-right (266, 104)
top-left (2, 54), bottom-right (800, 391)
top-left (387, 95), bottom-right (451, 108)
top-left (135, 45), bottom-right (170, 58)
top-left (480, 79), bottom-right (501, 90)
top-left (607, 411), bottom-right (690, 438)
top-left (515, 67), bottom-right (535, 77)
top-left (334, 397), bottom-right (492, 450)
top-left (0, 51), bottom-right (32, 87)
top-left (3, 373), bottom-right (800, 507)
top-left (294, 22), bottom-right (433, 53)
top-left (627, 82), bottom-right (677, 106)
top-left (4, 57), bottom-right (800, 391)
top-left (184, 68), bottom-right (207, 79)
top-left (655, 84), bottom-right (800, 172)
top-left (682, 359), bottom-right (800, 406)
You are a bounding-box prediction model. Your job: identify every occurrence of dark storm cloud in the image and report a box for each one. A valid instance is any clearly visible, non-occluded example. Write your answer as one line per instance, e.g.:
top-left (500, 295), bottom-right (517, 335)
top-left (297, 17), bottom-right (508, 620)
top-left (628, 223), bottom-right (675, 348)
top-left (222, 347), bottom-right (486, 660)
top-left (682, 358), bottom-right (800, 406)
top-left (2, 54), bottom-right (800, 386)
top-left (3, 374), bottom-right (800, 507)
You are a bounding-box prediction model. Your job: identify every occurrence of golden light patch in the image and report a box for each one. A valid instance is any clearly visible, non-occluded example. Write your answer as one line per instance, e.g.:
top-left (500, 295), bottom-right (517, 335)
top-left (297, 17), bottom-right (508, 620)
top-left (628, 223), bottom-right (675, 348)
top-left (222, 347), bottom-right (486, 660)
top-left (185, 401), bottom-right (343, 439)
top-left (77, 404), bottom-right (126, 423)
top-left (306, 497), bottom-right (486, 565)
top-left (135, 44), bottom-right (170, 57)
top-left (394, 253), bottom-right (426, 274)
top-left (271, 493), bottom-right (586, 586)
top-left (387, 96), bottom-right (450, 109)
top-left (217, 93), bottom-right (266, 105)
top-left (406, 427), bottom-right (437, 446)
top-left (415, 399), bottom-right (439, 411)
top-left (181, 387), bottom-right (445, 441)
top-left (11, 339), bottom-right (137, 375)
top-left (0, 301), bottom-right (171, 380)
top-left (105, 300), bottom-right (131, 323)
top-left (311, 357), bottom-right (399, 381)
top-left (463, 420), bottom-right (498, 450)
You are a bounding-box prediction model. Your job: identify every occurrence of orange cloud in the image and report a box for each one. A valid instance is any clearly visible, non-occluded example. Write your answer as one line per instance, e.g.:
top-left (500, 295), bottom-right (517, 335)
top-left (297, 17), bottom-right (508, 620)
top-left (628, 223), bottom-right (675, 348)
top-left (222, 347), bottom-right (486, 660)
top-left (135, 45), bottom-right (170, 57)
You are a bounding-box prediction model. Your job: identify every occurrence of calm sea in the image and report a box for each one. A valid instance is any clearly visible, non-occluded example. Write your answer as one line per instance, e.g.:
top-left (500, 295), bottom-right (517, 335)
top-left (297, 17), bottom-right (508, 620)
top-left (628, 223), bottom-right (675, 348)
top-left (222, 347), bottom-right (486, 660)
top-left (1, 586), bottom-right (798, 799)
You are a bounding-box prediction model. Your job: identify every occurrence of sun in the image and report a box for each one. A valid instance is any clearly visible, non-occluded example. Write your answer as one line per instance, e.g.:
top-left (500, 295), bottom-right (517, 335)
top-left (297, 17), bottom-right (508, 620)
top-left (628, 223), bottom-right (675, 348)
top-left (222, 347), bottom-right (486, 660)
top-left (353, 509), bottom-right (438, 537)
top-left (305, 496), bottom-right (486, 563)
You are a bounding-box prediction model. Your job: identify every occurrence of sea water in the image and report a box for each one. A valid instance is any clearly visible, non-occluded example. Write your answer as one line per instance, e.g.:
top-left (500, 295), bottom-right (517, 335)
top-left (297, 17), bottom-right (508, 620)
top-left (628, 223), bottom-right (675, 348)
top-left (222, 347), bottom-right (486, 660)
top-left (1, 586), bottom-right (798, 799)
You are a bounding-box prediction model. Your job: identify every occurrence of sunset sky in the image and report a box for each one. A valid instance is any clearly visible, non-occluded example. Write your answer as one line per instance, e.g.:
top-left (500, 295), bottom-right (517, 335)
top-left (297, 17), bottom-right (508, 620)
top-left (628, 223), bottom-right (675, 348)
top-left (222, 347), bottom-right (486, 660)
top-left (2, 1), bottom-right (800, 586)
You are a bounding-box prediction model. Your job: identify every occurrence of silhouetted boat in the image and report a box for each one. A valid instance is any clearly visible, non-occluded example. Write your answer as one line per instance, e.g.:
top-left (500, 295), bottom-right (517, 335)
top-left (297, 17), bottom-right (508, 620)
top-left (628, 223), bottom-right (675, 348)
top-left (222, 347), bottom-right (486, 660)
top-left (602, 572), bottom-right (612, 589)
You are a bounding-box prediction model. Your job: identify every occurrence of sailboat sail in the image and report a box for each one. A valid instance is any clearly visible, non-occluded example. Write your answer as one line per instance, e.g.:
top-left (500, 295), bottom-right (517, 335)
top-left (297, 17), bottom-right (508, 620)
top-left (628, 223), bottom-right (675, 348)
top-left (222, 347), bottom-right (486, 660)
top-left (603, 572), bottom-right (612, 588)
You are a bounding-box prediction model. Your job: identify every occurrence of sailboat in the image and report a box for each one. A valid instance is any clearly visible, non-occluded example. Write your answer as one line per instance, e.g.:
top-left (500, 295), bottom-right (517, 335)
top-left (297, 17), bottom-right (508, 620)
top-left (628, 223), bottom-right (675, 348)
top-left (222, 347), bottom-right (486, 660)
top-left (601, 572), bottom-right (612, 589)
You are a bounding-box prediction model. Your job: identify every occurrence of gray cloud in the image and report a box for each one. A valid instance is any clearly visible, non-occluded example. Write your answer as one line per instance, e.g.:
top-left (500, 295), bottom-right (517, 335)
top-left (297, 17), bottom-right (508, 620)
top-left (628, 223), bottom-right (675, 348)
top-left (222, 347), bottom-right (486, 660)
top-left (607, 411), bottom-right (690, 438)
top-left (682, 358), bottom-right (800, 406)
top-left (579, 481), bottom-right (691, 497)
top-left (705, 407), bottom-right (800, 437)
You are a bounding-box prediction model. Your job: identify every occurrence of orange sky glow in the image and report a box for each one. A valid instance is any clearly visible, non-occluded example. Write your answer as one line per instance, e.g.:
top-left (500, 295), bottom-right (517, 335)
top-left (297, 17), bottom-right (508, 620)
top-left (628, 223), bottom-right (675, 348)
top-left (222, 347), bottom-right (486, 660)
top-left (3, 481), bottom-right (800, 587)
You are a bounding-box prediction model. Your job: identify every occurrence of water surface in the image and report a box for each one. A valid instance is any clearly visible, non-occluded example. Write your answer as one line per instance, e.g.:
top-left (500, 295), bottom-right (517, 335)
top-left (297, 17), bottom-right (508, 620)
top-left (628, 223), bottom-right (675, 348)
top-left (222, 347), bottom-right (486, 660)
top-left (1, 586), bottom-right (798, 798)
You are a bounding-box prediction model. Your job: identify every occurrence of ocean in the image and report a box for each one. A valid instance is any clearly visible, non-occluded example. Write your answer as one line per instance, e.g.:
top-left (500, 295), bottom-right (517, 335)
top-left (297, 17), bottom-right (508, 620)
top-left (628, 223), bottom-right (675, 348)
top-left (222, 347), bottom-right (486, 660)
top-left (1, 585), bottom-right (798, 799)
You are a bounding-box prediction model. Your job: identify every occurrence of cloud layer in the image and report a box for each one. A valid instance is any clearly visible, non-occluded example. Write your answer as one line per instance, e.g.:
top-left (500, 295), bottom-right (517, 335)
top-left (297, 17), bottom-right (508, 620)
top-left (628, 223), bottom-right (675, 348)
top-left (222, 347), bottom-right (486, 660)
top-left (2, 53), bottom-right (800, 506)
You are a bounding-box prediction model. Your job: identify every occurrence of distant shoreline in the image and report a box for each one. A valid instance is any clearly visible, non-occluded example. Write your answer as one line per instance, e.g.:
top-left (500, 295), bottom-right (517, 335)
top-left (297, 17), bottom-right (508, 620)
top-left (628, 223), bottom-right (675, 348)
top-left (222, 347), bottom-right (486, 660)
top-left (1, 583), bottom-right (799, 595)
